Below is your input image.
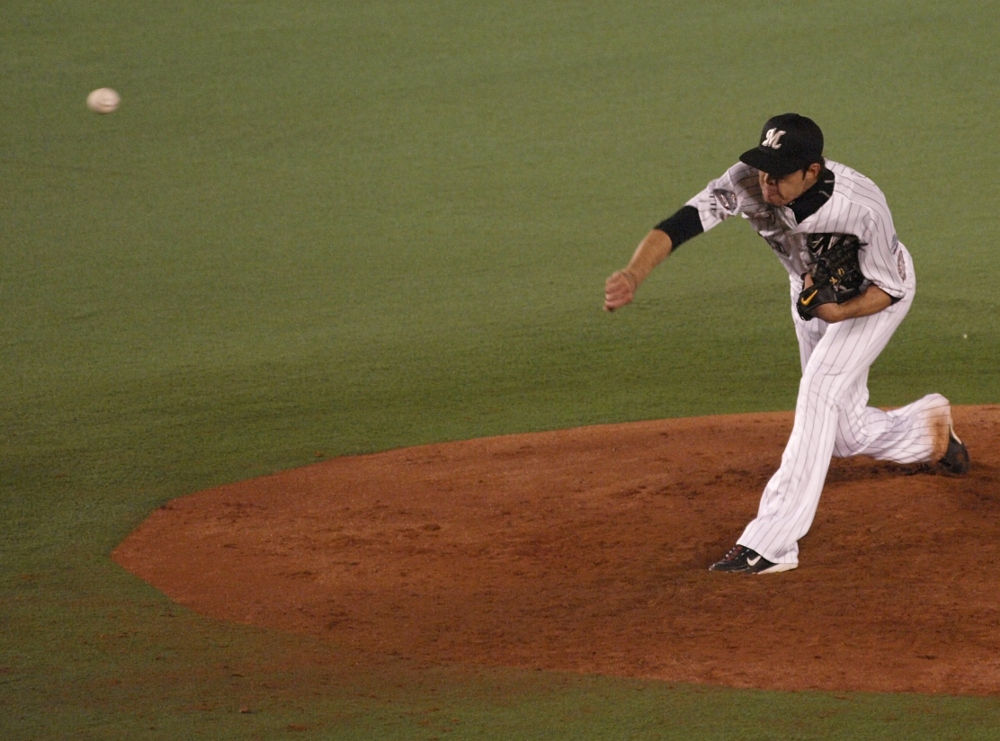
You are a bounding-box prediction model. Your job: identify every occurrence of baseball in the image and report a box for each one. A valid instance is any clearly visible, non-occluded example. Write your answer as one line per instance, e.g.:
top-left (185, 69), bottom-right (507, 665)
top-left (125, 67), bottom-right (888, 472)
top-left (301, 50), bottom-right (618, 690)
top-left (87, 88), bottom-right (120, 114)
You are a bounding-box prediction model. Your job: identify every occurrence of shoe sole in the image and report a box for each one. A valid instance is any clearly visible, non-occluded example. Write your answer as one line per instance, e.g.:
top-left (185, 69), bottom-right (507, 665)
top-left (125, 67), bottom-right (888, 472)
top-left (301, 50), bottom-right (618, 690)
top-left (709, 561), bottom-right (799, 574)
top-left (753, 562), bottom-right (798, 574)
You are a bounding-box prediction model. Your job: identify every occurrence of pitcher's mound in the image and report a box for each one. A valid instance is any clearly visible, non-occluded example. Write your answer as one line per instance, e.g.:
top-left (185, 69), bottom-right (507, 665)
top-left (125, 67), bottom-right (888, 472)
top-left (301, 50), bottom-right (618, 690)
top-left (113, 407), bottom-right (1000, 695)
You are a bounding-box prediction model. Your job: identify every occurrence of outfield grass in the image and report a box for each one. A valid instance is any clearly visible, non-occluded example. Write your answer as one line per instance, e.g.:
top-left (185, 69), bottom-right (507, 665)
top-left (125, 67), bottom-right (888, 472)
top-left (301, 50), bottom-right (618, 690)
top-left (2, 1), bottom-right (999, 738)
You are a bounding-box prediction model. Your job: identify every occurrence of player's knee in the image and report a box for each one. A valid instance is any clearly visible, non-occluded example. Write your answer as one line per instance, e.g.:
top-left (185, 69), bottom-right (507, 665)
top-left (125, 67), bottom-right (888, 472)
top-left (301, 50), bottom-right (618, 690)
top-left (797, 368), bottom-right (846, 405)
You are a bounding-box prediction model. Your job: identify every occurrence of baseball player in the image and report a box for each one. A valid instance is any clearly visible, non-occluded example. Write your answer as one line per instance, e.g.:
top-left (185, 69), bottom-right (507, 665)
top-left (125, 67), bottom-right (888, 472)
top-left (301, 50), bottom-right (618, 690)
top-left (604, 113), bottom-right (970, 574)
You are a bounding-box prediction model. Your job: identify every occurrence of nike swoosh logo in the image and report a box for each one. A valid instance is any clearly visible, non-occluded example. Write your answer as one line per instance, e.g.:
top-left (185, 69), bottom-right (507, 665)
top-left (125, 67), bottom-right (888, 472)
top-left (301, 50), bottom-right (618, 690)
top-left (800, 290), bottom-right (819, 306)
top-left (746, 555), bottom-right (762, 566)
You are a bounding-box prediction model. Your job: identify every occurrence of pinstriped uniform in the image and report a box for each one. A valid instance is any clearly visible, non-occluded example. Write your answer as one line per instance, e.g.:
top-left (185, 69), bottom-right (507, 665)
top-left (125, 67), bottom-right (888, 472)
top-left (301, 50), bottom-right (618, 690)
top-left (686, 160), bottom-right (952, 566)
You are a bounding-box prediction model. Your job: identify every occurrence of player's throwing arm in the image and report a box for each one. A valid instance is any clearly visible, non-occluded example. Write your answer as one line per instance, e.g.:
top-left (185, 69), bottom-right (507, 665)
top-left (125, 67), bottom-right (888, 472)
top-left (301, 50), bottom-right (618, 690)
top-left (603, 230), bottom-right (673, 311)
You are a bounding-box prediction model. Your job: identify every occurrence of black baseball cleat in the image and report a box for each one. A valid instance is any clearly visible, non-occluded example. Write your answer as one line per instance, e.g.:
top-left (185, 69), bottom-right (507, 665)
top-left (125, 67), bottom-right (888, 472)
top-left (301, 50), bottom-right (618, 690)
top-left (709, 544), bottom-right (797, 574)
top-left (938, 426), bottom-right (970, 476)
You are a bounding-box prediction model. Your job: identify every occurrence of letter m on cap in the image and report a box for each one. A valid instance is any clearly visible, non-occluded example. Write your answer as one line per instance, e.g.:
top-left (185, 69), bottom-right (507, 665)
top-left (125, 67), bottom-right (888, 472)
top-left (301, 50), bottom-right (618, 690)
top-left (762, 128), bottom-right (785, 149)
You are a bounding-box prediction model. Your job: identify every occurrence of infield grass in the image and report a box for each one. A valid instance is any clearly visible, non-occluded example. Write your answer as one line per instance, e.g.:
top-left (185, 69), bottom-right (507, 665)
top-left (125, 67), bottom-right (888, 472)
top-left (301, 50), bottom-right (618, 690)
top-left (2, 1), bottom-right (999, 738)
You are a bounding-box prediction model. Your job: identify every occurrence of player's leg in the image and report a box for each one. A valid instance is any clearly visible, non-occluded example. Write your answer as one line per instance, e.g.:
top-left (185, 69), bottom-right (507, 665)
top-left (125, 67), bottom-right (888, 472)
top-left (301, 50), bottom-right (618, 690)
top-left (832, 388), bottom-right (953, 463)
top-left (829, 248), bottom-right (958, 466)
top-left (734, 299), bottom-right (912, 567)
top-left (791, 280), bottom-right (827, 373)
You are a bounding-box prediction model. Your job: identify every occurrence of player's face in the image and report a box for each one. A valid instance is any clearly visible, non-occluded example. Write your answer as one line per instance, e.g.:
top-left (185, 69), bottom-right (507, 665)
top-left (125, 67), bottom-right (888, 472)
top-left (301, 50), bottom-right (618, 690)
top-left (758, 168), bottom-right (816, 207)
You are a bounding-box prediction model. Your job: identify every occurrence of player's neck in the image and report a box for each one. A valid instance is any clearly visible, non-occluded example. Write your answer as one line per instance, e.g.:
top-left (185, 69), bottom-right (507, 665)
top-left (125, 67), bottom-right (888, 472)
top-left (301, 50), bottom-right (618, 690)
top-left (788, 168), bottom-right (835, 223)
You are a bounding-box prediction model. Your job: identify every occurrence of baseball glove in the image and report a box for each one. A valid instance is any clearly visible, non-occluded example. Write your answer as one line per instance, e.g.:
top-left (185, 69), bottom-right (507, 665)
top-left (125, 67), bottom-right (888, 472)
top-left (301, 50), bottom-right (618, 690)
top-left (796, 233), bottom-right (867, 320)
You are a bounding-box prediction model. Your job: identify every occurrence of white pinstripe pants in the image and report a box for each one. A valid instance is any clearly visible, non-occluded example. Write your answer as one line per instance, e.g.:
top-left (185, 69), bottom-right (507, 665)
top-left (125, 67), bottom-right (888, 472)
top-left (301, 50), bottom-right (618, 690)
top-left (738, 250), bottom-right (951, 565)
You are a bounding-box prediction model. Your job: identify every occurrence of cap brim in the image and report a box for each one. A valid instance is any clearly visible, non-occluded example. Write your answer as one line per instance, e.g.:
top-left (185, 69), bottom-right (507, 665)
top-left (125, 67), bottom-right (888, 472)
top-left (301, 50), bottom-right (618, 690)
top-left (739, 147), bottom-right (807, 178)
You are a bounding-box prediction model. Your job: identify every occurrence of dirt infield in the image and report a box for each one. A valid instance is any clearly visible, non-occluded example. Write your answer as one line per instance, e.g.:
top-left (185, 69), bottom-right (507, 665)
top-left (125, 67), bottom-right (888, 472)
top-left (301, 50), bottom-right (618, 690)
top-left (113, 406), bottom-right (1000, 696)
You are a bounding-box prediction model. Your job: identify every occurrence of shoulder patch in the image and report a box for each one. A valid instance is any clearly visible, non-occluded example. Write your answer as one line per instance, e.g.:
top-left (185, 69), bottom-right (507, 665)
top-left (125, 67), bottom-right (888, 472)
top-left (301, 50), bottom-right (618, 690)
top-left (712, 189), bottom-right (738, 214)
top-left (897, 251), bottom-right (907, 282)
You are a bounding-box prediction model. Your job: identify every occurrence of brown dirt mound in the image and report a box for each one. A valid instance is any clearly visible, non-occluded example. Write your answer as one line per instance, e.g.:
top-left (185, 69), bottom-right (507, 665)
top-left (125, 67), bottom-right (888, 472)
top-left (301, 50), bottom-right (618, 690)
top-left (113, 406), bottom-right (1000, 695)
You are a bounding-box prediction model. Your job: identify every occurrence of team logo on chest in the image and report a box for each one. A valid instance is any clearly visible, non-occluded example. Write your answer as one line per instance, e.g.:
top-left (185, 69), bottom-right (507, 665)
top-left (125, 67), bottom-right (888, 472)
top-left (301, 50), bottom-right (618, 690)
top-left (761, 128), bottom-right (786, 149)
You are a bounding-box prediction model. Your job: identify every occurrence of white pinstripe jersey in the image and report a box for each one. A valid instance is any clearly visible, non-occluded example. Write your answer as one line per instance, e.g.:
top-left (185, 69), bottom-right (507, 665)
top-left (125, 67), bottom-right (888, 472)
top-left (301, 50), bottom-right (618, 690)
top-left (686, 160), bottom-right (909, 299)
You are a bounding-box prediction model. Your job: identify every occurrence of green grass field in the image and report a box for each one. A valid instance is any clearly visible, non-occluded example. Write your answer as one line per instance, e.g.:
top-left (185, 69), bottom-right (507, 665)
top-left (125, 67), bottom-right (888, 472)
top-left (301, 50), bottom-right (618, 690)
top-left (2, 1), bottom-right (999, 738)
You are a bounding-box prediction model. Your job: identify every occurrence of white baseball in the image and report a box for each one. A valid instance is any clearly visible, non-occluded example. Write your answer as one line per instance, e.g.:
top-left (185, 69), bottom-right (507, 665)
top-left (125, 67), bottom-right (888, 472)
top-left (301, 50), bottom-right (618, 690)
top-left (87, 88), bottom-right (120, 114)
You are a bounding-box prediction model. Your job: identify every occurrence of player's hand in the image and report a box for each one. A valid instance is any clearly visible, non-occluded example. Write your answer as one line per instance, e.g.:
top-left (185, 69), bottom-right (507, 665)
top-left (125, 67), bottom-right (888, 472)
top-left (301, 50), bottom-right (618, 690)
top-left (805, 274), bottom-right (838, 322)
top-left (604, 269), bottom-right (637, 311)
top-left (798, 273), bottom-right (836, 322)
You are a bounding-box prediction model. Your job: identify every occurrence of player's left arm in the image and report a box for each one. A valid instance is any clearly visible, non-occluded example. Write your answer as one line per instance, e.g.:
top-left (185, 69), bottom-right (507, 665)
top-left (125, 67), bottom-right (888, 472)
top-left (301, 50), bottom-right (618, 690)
top-left (802, 274), bottom-right (893, 322)
top-left (802, 205), bottom-right (905, 323)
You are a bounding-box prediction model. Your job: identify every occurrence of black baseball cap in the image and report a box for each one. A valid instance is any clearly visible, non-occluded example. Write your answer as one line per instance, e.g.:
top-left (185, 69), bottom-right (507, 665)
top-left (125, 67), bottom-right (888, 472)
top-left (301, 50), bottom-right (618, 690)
top-left (739, 113), bottom-right (824, 178)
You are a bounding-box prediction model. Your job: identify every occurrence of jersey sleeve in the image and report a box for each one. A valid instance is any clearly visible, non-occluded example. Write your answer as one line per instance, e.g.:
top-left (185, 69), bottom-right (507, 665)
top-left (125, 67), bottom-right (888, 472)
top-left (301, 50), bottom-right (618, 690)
top-left (684, 164), bottom-right (752, 233)
top-left (858, 209), bottom-right (907, 299)
top-left (653, 163), bottom-right (755, 248)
